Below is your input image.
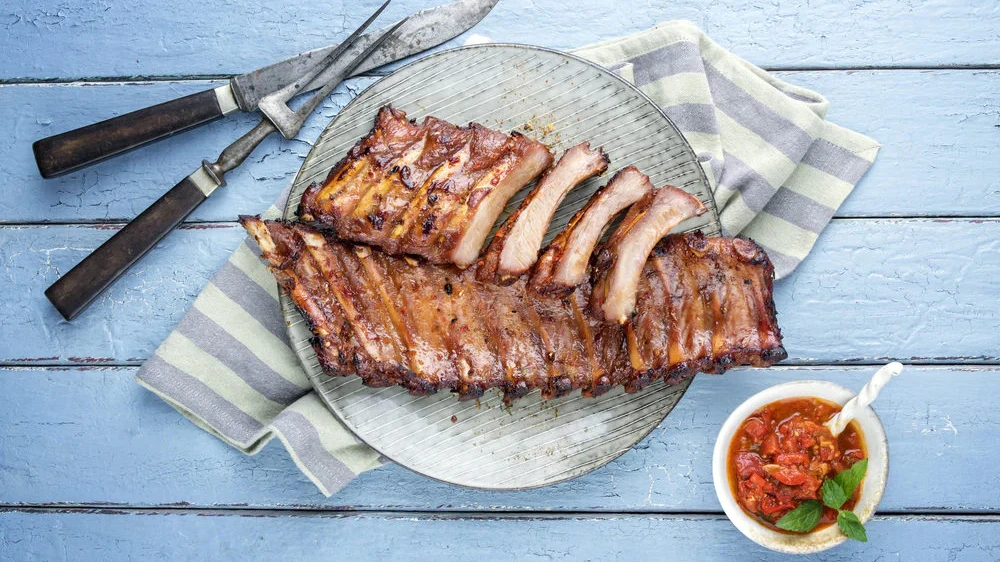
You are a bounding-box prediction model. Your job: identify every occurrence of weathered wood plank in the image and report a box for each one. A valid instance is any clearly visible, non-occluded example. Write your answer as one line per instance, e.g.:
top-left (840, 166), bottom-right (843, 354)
top-left (4, 70), bottom-right (998, 224)
top-left (0, 365), bottom-right (992, 511)
top-left (2, 510), bottom-right (998, 561)
top-left (0, 224), bottom-right (246, 364)
top-left (3, 0), bottom-right (999, 80)
top-left (1, 219), bottom-right (996, 365)
top-left (1, 78), bottom-right (376, 225)
top-left (776, 70), bottom-right (1000, 218)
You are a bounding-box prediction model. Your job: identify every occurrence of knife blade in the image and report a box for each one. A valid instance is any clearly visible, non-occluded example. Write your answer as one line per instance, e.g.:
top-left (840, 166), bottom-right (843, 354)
top-left (44, 9), bottom-right (405, 321)
top-left (234, 0), bottom-right (499, 111)
top-left (32, 0), bottom-right (499, 179)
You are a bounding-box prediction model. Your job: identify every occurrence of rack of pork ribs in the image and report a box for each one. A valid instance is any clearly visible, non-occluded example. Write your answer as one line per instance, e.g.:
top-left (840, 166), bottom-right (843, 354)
top-left (243, 106), bottom-right (786, 403)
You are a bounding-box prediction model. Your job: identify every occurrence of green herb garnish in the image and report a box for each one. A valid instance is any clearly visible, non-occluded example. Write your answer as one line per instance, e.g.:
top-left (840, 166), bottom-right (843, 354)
top-left (836, 509), bottom-right (868, 542)
top-left (775, 499), bottom-right (822, 532)
top-left (834, 458), bottom-right (868, 499)
top-left (821, 478), bottom-right (849, 510)
top-left (774, 459), bottom-right (869, 542)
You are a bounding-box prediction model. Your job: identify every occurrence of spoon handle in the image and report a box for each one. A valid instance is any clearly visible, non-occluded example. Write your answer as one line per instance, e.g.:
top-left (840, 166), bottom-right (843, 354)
top-left (827, 362), bottom-right (903, 436)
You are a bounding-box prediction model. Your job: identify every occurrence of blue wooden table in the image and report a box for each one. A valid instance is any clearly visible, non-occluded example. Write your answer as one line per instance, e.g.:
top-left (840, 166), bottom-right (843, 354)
top-left (2, 1), bottom-right (998, 559)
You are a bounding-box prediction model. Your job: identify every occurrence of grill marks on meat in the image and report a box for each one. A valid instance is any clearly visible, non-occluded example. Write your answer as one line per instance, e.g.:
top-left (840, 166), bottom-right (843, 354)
top-left (591, 185), bottom-right (707, 323)
top-left (299, 107), bottom-right (425, 230)
top-left (297, 106), bottom-right (552, 268)
top-left (531, 166), bottom-right (653, 295)
top-left (477, 142), bottom-right (610, 285)
top-left (633, 235), bottom-right (787, 376)
top-left (241, 217), bottom-right (787, 403)
top-left (399, 122), bottom-right (508, 257)
top-left (343, 117), bottom-right (464, 245)
top-left (440, 133), bottom-right (554, 267)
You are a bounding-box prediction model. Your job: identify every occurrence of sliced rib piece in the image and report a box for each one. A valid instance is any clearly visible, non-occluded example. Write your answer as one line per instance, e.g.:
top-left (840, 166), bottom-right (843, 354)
top-left (530, 166), bottom-right (653, 295)
top-left (297, 106), bottom-right (552, 267)
top-left (591, 185), bottom-right (707, 323)
top-left (340, 116), bottom-right (471, 249)
top-left (241, 217), bottom-right (786, 403)
top-left (298, 106), bottom-right (428, 228)
top-left (435, 132), bottom-right (554, 267)
top-left (477, 142), bottom-right (609, 285)
top-left (397, 122), bottom-right (510, 257)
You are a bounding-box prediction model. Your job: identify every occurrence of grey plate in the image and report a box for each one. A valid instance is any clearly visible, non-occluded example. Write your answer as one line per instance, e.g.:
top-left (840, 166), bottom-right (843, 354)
top-left (281, 44), bottom-right (721, 490)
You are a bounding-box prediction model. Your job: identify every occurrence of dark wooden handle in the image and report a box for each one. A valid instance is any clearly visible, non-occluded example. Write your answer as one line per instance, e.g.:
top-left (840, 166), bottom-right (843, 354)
top-left (45, 175), bottom-right (209, 320)
top-left (33, 89), bottom-right (225, 178)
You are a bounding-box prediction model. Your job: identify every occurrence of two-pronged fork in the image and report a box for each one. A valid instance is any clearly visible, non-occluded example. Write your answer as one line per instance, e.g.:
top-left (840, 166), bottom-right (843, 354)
top-left (45, 1), bottom-right (404, 320)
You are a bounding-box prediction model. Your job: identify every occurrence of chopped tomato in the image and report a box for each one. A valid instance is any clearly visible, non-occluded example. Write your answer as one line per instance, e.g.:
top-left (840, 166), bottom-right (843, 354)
top-left (818, 442), bottom-right (837, 462)
top-left (760, 433), bottom-right (780, 456)
top-left (743, 418), bottom-right (767, 442)
top-left (774, 452), bottom-right (809, 466)
top-left (762, 464), bottom-right (808, 486)
top-left (759, 494), bottom-right (795, 516)
top-left (734, 451), bottom-right (765, 479)
top-left (727, 397), bottom-right (867, 531)
top-left (748, 472), bottom-right (770, 492)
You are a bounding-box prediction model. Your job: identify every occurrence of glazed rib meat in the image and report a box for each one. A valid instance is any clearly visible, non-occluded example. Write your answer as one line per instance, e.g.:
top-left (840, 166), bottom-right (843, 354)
top-left (477, 142), bottom-right (609, 285)
top-left (591, 185), bottom-right (707, 323)
top-left (531, 166), bottom-right (653, 295)
top-left (298, 106), bottom-right (553, 267)
top-left (241, 217), bottom-right (786, 403)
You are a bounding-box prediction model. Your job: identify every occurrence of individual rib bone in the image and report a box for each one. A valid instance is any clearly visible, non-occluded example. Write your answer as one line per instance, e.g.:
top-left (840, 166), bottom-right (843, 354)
top-left (478, 142), bottom-right (609, 284)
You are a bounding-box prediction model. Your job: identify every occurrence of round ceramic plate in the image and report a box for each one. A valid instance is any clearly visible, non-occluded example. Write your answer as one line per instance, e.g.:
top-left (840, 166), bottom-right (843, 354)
top-left (281, 44), bottom-right (721, 490)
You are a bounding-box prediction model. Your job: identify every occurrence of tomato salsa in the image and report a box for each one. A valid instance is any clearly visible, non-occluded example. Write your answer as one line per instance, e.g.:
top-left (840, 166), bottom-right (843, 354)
top-left (728, 397), bottom-right (866, 532)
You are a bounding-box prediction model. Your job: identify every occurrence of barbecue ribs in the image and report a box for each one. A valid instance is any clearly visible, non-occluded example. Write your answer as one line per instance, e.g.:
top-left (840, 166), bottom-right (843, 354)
top-left (261, 105), bottom-right (786, 402)
top-left (531, 165), bottom-right (654, 295)
top-left (241, 217), bottom-right (786, 403)
top-left (477, 142), bottom-right (609, 285)
top-left (297, 106), bottom-right (553, 268)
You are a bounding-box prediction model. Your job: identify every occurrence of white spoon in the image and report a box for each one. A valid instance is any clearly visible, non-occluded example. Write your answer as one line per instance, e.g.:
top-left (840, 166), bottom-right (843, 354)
top-left (825, 362), bottom-right (903, 436)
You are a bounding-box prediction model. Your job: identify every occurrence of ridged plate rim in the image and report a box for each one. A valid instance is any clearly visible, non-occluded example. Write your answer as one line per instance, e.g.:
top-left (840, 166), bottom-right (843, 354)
top-left (280, 43), bottom-right (720, 490)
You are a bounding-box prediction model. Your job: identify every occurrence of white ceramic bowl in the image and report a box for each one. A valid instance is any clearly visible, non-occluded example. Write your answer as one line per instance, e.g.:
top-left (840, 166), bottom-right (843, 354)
top-left (712, 380), bottom-right (889, 554)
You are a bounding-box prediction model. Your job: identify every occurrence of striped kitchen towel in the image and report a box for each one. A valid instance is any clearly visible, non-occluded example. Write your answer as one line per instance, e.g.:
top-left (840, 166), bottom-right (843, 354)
top-left (572, 21), bottom-right (879, 276)
top-left (136, 21), bottom-right (879, 496)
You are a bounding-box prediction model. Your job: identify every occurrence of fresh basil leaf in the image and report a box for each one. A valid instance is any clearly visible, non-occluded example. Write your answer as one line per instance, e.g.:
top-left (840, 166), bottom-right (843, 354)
top-left (775, 499), bottom-right (823, 533)
top-left (837, 509), bottom-right (868, 542)
top-left (821, 478), bottom-right (849, 510)
top-left (834, 458), bottom-right (868, 499)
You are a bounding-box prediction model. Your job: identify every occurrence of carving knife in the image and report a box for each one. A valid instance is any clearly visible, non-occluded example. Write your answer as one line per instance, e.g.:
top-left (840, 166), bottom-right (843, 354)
top-left (45, 3), bottom-right (403, 321)
top-left (32, 0), bottom-right (499, 178)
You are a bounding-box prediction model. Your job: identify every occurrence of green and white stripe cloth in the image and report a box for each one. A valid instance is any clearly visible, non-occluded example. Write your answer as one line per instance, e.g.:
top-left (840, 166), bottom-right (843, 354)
top-left (573, 21), bottom-right (879, 274)
top-left (137, 21), bottom-right (879, 496)
top-left (137, 203), bottom-right (383, 496)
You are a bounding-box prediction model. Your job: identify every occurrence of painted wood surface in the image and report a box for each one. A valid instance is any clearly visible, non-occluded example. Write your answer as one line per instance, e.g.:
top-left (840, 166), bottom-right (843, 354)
top-left (3, 70), bottom-right (998, 224)
top-left (3, 511), bottom-right (999, 562)
top-left (3, 0), bottom-right (999, 559)
top-left (0, 365), bottom-right (989, 511)
top-left (4, 0), bottom-right (1000, 81)
top-left (1, 218), bottom-right (997, 365)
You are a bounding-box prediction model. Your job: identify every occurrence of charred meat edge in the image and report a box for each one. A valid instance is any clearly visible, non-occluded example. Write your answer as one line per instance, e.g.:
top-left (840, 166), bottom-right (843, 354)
top-left (296, 105), bottom-right (553, 268)
top-left (240, 217), bottom-right (786, 403)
